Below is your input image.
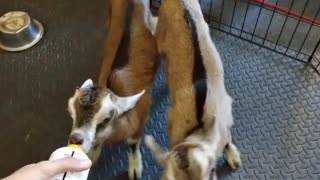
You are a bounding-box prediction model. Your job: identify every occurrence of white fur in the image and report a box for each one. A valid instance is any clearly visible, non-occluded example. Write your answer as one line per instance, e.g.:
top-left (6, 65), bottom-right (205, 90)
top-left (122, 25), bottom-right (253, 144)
top-left (81, 79), bottom-right (93, 89)
top-left (81, 95), bottom-right (115, 151)
top-left (139, 0), bottom-right (158, 35)
top-left (182, 0), bottom-right (237, 161)
top-left (94, 95), bottom-right (116, 123)
top-left (210, 172), bottom-right (217, 180)
top-left (128, 147), bottom-right (143, 179)
top-left (147, 15), bottom-right (158, 35)
top-left (96, 126), bottom-right (113, 142)
top-left (145, 135), bottom-right (156, 149)
top-left (165, 163), bottom-right (175, 180)
top-left (184, 0), bottom-right (241, 173)
top-left (184, 125), bottom-right (224, 166)
top-left (146, 0), bottom-right (241, 177)
top-left (68, 95), bottom-right (77, 124)
top-left (68, 92), bottom-right (94, 153)
top-left (183, 0), bottom-right (233, 130)
top-left (127, 138), bottom-right (138, 145)
top-left (70, 127), bottom-right (95, 153)
top-left (67, 90), bottom-right (112, 153)
top-left (145, 135), bottom-right (169, 164)
top-left (226, 143), bottom-right (241, 169)
top-left (114, 90), bottom-right (145, 114)
top-left (192, 148), bottom-right (208, 175)
top-left (68, 86), bottom-right (144, 154)
top-left (128, 138), bottom-right (143, 179)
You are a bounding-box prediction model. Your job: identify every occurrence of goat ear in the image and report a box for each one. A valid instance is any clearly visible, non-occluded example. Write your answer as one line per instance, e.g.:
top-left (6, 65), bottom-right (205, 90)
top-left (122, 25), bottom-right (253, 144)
top-left (80, 79), bottom-right (93, 89)
top-left (111, 90), bottom-right (145, 113)
top-left (145, 135), bottom-right (169, 166)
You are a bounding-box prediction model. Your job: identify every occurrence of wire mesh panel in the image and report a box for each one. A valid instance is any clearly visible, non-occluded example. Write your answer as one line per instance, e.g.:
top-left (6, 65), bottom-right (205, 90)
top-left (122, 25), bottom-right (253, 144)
top-left (150, 0), bottom-right (320, 74)
top-left (310, 41), bottom-right (320, 73)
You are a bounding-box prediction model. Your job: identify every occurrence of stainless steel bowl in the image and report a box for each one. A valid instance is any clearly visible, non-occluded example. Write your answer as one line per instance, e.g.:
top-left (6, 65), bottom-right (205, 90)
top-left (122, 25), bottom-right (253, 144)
top-left (0, 11), bottom-right (44, 52)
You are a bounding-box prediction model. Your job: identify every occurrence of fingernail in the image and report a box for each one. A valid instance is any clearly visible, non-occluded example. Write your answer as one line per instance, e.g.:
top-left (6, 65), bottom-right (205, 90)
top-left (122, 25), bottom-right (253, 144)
top-left (80, 159), bottom-right (92, 167)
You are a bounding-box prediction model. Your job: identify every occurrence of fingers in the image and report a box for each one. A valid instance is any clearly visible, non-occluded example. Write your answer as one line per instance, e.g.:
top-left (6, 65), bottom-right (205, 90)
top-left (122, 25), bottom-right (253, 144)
top-left (38, 157), bottom-right (92, 177)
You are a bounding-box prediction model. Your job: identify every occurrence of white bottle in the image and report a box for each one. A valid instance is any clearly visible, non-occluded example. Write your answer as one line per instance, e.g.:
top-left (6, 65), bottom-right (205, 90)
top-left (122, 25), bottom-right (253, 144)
top-left (49, 144), bottom-right (90, 180)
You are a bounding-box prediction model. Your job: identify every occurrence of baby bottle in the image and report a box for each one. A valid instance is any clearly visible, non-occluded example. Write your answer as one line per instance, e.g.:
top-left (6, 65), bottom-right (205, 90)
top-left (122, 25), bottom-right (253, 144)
top-left (49, 144), bottom-right (90, 180)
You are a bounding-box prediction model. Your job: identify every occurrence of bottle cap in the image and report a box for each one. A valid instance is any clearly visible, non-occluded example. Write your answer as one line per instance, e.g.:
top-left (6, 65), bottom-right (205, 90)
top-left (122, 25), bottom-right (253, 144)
top-left (68, 144), bottom-right (82, 151)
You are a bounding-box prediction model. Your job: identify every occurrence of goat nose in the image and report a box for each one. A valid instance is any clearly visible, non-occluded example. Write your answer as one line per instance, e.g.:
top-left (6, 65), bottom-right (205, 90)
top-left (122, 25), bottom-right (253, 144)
top-left (69, 133), bottom-right (84, 145)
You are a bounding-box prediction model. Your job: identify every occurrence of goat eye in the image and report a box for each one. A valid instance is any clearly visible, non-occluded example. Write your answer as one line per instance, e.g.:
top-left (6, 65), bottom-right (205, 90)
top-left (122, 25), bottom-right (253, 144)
top-left (96, 118), bottom-right (110, 131)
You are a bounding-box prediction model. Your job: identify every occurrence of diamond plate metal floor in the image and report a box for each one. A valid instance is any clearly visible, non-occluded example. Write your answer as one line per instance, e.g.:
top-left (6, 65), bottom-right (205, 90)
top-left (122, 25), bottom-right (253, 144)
top-left (89, 30), bottom-right (320, 180)
top-left (1, 0), bottom-right (320, 179)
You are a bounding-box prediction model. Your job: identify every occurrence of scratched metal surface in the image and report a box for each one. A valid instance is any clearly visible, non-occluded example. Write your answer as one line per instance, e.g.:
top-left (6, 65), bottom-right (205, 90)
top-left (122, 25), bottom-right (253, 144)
top-left (1, 0), bottom-right (320, 180)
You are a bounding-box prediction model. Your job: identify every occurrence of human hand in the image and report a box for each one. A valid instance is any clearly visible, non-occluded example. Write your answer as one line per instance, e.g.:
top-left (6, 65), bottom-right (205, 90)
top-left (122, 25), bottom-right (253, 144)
top-left (3, 157), bottom-right (92, 180)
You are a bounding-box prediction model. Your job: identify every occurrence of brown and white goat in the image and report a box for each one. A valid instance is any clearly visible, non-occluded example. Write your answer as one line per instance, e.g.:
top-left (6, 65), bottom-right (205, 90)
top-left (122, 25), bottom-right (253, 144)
top-left (67, 0), bottom-right (159, 179)
top-left (145, 0), bottom-right (241, 179)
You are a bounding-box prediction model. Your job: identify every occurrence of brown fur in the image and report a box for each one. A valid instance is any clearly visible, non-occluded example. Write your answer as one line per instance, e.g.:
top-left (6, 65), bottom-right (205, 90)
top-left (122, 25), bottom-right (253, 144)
top-left (155, 0), bottom-right (205, 148)
top-left (153, 0), bottom-right (209, 178)
top-left (72, 87), bottom-right (105, 128)
top-left (98, 0), bottom-right (159, 142)
top-left (68, 1), bottom-right (159, 176)
top-left (156, 143), bottom-right (207, 180)
top-left (146, 0), bottom-right (240, 179)
top-left (172, 144), bottom-right (202, 180)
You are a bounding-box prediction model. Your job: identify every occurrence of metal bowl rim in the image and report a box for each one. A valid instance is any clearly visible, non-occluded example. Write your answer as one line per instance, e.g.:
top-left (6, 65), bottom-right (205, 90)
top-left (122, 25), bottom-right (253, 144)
top-left (0, 19), bottom-right (44, 52)
top-left (0, 11), bottom-right (31, 34)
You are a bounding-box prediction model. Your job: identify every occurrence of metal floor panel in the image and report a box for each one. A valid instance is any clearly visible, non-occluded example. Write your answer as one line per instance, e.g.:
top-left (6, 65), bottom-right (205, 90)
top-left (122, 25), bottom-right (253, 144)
top-left (1, 0), bottom-right (320, 179)
top-left (90, 31), bottom-right (320, 180)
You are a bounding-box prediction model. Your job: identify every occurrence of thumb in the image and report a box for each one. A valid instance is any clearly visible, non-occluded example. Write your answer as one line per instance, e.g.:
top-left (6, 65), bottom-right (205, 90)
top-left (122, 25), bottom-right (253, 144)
top-left (40, 157), bottom-right (92, 177)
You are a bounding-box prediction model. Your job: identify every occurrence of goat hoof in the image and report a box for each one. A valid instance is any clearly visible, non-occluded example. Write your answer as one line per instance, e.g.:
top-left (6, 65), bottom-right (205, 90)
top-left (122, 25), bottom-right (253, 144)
top-left (129, 168), bottom-right (141, 180)
top-left (227, 151), bottom-right (241, 169)
top-left (128, 154), bottom-right (142, 180)
top-left (229, 159), bottom-right (241, 169)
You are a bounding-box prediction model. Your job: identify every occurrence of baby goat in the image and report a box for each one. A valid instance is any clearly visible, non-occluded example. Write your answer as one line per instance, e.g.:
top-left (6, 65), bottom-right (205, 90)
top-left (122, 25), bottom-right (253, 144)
top-left (145, 0), bottom-right (241, 179)
top-left (67, 0), bottom-right (159, 179)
